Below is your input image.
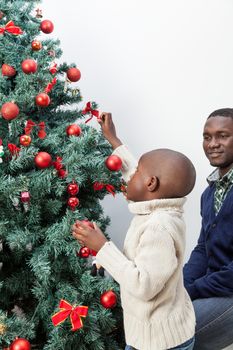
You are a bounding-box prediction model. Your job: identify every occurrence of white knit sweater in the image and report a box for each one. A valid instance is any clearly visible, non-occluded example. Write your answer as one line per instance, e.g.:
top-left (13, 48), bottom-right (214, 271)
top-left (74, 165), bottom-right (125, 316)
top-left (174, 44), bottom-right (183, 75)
top-left (96, 145), bottom-right (195, 350)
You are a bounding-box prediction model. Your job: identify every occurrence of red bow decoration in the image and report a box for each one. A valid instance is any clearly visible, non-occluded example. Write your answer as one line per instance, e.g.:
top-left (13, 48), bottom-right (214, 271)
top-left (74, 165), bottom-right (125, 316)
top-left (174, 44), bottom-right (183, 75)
top-left (52, 299), bottom-right (88, 331)
top-left (0, 21), bottom-right (23, 35)
top-left (93, 181), bottom-right (115, 197)
top-left (45, 77), bottom-right (57, 93)
top-left (25, 120), bottom-right (46, 139)
top-left (49, 63), bottom-right (57, 75)
top-left (82, 102), bottom-right (99, 123)
top-left (8, 143), bottom-right (20, 156)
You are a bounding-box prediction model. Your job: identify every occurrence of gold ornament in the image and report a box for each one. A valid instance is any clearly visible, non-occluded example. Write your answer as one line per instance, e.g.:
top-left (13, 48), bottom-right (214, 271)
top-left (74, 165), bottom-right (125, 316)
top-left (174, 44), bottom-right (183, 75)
top-left (72, 88), bottom-right (80, 97)
top-left (0, 322), bottom-right (7, 335)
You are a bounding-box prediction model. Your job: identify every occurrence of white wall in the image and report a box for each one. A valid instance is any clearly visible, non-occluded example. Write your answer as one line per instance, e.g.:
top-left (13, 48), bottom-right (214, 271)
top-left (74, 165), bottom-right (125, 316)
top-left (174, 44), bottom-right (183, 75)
top-left (41, 0), bottom-right (233, 260)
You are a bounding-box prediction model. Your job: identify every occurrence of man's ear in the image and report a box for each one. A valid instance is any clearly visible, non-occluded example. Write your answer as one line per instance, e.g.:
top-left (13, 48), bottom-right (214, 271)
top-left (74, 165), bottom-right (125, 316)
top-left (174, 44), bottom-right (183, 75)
top-left (147, 176), bottom-right (159, 192)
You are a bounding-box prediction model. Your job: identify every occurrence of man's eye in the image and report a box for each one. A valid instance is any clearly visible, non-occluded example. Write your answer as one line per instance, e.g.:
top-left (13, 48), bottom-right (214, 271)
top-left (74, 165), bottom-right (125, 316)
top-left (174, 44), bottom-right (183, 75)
top-left (203, 135), bottom-right (211, 141)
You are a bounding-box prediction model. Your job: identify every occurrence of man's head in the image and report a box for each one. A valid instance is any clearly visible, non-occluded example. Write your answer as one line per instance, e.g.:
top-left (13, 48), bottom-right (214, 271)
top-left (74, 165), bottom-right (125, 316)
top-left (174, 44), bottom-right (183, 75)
top-left (203, 108), bottom-right (233, 176)
top-left (126, 149), bottom-right (196, 202)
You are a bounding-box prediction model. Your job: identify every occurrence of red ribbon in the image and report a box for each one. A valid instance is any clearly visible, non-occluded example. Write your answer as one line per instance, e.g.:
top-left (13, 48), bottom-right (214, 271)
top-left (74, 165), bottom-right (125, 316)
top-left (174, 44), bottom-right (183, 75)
top-left (44, 78), bottom-right (57, 93)
top-left (25, 120), bottom-right (46, 139)
top-left (93, 181), bottom-right (115, 196)
top-left (82, 102), bottom-right (99, 123)
top-left (52, 299), bottom-right (88, 331)
top-left (8, 143), bottom-right (20, 156)
top-left (0, 21), bottom-right (23, 35)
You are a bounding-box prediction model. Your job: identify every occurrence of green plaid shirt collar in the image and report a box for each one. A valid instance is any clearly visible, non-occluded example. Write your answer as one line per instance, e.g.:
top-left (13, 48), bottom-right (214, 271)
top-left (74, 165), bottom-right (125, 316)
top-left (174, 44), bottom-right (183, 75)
top-left (207, 166), bottom-right (233, 214)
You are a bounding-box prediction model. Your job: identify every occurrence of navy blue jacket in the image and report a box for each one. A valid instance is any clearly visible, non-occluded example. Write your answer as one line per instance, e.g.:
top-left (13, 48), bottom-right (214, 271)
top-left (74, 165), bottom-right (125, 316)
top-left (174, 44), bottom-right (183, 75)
top-left (184, 183), bottom-right (233, 300)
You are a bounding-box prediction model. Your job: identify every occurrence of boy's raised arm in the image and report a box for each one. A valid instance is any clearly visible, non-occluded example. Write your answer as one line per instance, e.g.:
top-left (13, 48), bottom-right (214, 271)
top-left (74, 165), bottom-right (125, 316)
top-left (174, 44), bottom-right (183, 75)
top-left (98, 112), bottom-right (123, 149)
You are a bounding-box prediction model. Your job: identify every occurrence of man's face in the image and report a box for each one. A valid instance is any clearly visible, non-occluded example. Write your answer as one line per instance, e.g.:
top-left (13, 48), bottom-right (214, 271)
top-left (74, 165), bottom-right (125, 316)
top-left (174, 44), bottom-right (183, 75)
top-left (203, 116), bottom-right (233, 175)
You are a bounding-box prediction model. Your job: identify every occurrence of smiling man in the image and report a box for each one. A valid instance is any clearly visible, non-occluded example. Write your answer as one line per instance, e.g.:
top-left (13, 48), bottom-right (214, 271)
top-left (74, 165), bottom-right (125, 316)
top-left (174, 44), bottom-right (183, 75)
top-left (184, 108), bottom-right (233, 350)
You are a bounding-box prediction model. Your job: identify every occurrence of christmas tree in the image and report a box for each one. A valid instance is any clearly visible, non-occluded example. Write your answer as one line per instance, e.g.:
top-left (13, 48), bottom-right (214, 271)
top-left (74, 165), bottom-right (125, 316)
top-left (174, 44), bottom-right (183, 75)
top-left (0, 1), bottom-right (125, 349)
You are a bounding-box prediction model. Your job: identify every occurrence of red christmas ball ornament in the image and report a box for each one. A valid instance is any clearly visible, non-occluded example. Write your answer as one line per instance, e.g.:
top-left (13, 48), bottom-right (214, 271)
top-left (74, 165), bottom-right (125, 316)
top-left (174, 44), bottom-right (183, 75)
top-left (105, 155), bottom-right (122, 172)
top-left (34, 152), bottom-right (52, 169)
top-left (31, 40), bottom-right (42, 51)
top-left (21, 59), bottom-right (37, 74)
top-left (90, 249), bottom-right (97, 256)
top-left (1, 102), bottom-right (19, 121)
top-left (35, 93), bottom-right (50, 107)
top-left (66, 124), bottom-right (82, 137)
top-left (66, 67), bottom-right (81, 82)
top-left (100, 290), bottom-right (117, 309)
top-left (2, 64), bottom-right (16, 77)
top-left (67, 196), bottom-right (79, 210)
top-left (78, 246), bottom-right (90, 258)
top-left (20, 191), bottom-right (30, 203)
top-left (40, 19), bottom-right (54, 34)
top-left (19, 135), bottom-right (31, 147)
top-left (67, 182), bottom-right (79, 196)
top-left (81, 219), bottom-right (94, 229)
top-left (10, 338), bottom-right (31, 350)
top-left (57, 168), bottom-right (67, 178)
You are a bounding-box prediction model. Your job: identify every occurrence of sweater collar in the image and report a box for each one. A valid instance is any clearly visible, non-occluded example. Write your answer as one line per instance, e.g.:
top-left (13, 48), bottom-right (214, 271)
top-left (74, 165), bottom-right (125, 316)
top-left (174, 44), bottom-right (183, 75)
top-left (128, 197), bottom-right (186, 215)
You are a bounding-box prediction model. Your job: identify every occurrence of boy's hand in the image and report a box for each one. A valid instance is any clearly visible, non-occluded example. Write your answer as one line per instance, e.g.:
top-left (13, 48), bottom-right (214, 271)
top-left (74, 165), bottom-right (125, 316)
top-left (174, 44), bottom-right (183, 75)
top-left (72, 221), bottom-right (108, 252)
top-left (98, 112), bottom-right (122, 149)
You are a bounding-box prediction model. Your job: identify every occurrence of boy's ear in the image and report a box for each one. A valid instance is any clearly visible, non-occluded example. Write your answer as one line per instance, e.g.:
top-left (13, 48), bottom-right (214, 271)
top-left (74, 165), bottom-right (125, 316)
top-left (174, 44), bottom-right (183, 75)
top-left (147, 176), bottom-right (159, 192)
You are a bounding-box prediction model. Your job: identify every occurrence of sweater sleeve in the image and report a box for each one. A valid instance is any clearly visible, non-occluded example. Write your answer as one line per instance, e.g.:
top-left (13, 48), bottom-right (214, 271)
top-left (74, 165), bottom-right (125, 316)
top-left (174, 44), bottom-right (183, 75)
top-left (96, 224), bottom-right (178, 301)
top-left (186, 262), bottom-right (233, 300)
top-left (113, 145), bottom-right (138, 183)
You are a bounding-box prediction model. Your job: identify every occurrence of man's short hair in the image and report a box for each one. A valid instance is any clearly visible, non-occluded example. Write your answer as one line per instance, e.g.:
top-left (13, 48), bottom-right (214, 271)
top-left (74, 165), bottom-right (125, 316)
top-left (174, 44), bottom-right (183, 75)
top-left (208, 108), bottom-right (233, 119)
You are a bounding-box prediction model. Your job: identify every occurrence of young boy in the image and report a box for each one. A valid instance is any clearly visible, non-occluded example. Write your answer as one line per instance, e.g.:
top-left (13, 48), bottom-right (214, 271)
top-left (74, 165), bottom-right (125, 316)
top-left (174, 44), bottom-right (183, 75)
top-left (72, 113), bottom-right (196, 350)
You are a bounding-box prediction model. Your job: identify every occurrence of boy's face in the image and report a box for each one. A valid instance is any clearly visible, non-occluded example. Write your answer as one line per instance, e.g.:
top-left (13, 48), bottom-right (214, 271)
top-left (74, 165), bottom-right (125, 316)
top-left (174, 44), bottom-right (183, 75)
top-left (126, 156), bottom-right (149, 202)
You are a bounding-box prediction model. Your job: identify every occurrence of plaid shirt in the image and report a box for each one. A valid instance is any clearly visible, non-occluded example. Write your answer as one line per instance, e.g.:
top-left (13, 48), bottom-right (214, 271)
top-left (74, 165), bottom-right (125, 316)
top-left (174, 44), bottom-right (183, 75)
top-left (207, 166), bottom-right (233, 214)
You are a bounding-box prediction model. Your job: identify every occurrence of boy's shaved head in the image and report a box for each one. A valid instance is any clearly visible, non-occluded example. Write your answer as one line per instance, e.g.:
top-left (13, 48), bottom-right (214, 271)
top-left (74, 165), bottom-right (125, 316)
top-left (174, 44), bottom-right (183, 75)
top-left (140, 149), bottom-right (196, 198)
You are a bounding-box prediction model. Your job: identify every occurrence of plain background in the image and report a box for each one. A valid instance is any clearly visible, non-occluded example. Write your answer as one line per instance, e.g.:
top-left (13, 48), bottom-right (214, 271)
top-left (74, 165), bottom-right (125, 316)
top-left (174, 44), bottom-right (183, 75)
top-left (40, 2), bottom-right (233, 349)
top-left (40, 0), bottom-right (233, 259)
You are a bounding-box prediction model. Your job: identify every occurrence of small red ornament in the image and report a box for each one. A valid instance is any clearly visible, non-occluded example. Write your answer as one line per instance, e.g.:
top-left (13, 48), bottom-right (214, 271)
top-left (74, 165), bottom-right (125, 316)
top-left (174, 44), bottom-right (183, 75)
top-left (67, 182), bottom-right (79, 196)
top-left (10, 338), bottom-right (31, 350)
top-left (100, 290), bottom-right (117, 309)
top-left (20, 191), bottom-right (30, 203)
top-left (81, 219), bottom-right (94, 229)
top-left (78, 246), bottom-right (90, 258)
top-left (20, 135), bottom-right (31, 147)
top-left (66, 124), bottom-right (82, 137)
top-left (58, 168), bottom-right (67, 178)
top-left (49, 63), bottom-right (57, 74)
top-left (21, 59), bottom-right (37, 74)
top-left (40, 19), bottom-right (54, 34)
top-left (1, 102), bottom-right (19, 121)
top-left (66, 67), bottom-right (81, 82)
top-left (34, 152), bottom-right (52, 169)
top-left (2, 64), bottom-right (16, 77)
top-left (31, 40), bottom-right (42, 51)
top-left (35, 93), bottom-right (50, 107)
top-left (67, 196), bottom-right (79, 210)
top-left (105, 155), bottom-right (122, 171)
